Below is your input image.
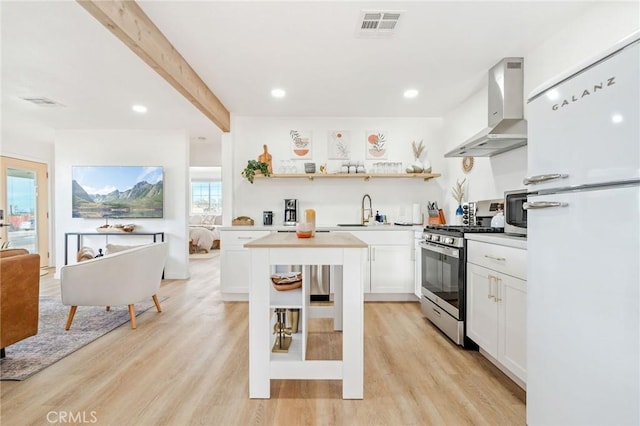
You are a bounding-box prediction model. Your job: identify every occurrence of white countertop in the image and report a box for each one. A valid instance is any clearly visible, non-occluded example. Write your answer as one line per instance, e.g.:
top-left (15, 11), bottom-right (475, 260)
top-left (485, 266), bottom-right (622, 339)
top-left (465, 233), bottom-right (527, 249)
top-left (219, 223), bottom-right (423, 232)
top-left (245, 231), bottom-right (367, 248)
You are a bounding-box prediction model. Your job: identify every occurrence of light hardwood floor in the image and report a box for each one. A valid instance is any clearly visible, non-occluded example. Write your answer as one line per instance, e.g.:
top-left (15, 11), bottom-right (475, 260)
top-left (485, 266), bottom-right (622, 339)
top-left (1, 253), bottom-right (525, 425)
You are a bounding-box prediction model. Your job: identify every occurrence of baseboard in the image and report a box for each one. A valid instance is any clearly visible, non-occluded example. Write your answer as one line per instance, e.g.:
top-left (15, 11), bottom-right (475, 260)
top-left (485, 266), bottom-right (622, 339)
top-left (479, 348), bottom-right (527, 390)
top-left (364, 293), bottom-right (419, 302)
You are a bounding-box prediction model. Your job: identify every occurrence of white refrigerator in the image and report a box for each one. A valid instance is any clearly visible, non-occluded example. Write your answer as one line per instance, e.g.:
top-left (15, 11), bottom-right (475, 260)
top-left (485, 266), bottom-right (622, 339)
top-left (525, 31), bottom-right (639, 425)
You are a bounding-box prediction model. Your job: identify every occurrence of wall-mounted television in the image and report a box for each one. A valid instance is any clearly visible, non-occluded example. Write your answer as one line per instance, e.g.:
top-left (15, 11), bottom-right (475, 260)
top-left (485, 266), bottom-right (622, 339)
top-left (72, 166), bottom-right (164, 219)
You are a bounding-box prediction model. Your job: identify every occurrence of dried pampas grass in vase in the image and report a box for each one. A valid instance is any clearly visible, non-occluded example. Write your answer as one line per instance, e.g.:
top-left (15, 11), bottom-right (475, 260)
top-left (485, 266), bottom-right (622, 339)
top-left (452, 178), bottom-right (466, 225)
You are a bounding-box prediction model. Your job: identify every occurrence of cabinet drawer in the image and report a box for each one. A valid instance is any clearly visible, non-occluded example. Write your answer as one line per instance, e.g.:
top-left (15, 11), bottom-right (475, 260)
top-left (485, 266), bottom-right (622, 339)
top-left (221, 230), bottom-right (271, 246)
top-left (467, 240), bottom-right (526, 280)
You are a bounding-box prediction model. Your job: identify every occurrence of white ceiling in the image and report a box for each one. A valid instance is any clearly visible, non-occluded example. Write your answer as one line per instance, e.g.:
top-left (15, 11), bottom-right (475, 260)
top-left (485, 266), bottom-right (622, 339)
top-left (1, 1), bottom-right (596, 150)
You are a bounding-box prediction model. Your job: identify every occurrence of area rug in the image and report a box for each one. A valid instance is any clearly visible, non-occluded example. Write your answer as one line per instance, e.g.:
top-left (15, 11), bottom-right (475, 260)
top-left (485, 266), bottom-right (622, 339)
top-left (0, 296), bottom-right (166, 381)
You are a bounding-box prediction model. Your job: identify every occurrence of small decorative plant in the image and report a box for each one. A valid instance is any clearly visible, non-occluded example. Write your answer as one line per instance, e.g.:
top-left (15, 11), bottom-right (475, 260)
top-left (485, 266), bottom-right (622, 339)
top-left (242, 160), bottom-right (271, 184)
top-left (452, 178), bottom-right (466, 205)
top-left (411, 140), bottom-right (425, 160)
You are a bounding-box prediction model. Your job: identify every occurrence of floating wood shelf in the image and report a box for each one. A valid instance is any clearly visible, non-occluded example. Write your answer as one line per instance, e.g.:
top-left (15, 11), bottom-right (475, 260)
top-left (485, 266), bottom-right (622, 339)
top-left (254, 172), bottom-right (441, 182)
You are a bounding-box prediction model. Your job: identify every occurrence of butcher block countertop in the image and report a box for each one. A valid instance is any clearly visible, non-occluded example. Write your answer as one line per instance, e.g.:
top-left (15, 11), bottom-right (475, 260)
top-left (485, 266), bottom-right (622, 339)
top-left (244, 231), bottom-right (367, 248)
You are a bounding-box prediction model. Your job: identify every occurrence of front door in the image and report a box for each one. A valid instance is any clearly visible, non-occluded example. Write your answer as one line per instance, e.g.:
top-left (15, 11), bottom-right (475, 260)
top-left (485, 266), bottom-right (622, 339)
top-left (0, 156), bottom-right (49, 268)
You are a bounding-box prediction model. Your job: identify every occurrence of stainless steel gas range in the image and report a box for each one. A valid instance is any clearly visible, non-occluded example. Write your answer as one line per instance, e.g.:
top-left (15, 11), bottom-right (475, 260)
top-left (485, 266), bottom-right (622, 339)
top-left (419, 223), bottom-right (503, 347)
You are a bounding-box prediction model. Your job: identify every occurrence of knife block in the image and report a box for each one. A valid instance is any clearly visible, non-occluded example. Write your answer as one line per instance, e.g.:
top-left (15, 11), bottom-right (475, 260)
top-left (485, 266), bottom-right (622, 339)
top-left (428, 209), bottom-right (446, 225)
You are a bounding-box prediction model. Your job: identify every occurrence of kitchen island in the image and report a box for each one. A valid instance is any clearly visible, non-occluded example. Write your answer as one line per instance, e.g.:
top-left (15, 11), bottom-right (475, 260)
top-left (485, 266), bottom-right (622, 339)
top-left (245, 232), bottom-right (367, 399)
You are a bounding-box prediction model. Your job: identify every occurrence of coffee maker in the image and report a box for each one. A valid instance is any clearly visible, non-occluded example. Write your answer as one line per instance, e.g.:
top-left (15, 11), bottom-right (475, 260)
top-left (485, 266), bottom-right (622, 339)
top-left (283, 199), bottom-right (298, 225)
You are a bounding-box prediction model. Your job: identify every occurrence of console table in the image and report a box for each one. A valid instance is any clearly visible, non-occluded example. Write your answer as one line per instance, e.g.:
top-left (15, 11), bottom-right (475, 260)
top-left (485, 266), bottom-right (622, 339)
top-left (245, 232), bottom-right (367, 399)
top-left (64, 231), bottom-right (165, 265)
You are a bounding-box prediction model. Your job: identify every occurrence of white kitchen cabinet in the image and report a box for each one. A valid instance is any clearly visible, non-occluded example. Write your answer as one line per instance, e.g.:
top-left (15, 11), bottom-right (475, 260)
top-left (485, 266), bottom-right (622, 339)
top-left (466, 240), bottom-right (527, 385)
top-left (346, 230), bottom-right (415, 298)
top-left (370, 245), bottom-right (414, 293)
top-left (498, 273), bottom-right (527, 380)
top-left (466, 263), bottom-right (499, 353)
top-left (220, 229), bottom-right (271, 300)
top-left (413, 230), bottom-right (422, 299)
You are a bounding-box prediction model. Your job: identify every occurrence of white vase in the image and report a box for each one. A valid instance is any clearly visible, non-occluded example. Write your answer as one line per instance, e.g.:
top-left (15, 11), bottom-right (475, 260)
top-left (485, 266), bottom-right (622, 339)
top-left (412, 158), bottom-right (424, 173)
top-left (422, 157), bottom-right (432, 173)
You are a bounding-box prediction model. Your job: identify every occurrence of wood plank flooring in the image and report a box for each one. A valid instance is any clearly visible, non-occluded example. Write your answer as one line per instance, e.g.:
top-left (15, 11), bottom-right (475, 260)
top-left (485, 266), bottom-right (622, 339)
top-left (0, 253), bottom-right (525, 425)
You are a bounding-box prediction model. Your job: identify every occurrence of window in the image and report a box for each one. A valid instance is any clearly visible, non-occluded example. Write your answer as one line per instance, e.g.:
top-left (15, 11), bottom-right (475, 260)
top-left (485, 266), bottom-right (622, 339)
top-left (191, 180), bottom-right (222, 215)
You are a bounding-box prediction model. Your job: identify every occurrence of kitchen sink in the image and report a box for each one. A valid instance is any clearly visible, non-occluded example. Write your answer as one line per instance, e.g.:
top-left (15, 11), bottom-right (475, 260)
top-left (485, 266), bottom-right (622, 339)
top-left (336, 223), bottom-right (366, 227)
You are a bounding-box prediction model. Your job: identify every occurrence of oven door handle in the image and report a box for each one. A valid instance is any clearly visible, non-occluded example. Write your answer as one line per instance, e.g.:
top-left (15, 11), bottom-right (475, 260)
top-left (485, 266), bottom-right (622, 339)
top-left (419, 242), bottom-right (459, 259)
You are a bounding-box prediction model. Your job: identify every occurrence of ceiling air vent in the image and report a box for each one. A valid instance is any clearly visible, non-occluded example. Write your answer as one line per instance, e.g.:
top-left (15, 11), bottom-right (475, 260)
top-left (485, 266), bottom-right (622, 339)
top-left (20, 97), bottom-right (65, 107)
top-left (357, 10), bottom-right (402, 37)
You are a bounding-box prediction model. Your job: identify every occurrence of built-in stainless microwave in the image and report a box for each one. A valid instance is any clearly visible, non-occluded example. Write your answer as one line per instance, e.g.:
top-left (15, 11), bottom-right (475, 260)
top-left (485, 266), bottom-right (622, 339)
top-left (504, 189), bottom-right (529, 236)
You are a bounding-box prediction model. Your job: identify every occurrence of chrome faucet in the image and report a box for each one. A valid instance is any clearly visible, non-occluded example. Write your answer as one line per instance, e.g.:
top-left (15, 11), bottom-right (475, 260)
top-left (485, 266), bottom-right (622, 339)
top-left (361, 194), bottom-right (372, 225)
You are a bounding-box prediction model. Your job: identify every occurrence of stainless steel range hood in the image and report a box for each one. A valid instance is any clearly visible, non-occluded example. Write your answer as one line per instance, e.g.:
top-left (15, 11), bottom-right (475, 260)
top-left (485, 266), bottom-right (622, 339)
top-left (445, 57), bottom-right (527, 158)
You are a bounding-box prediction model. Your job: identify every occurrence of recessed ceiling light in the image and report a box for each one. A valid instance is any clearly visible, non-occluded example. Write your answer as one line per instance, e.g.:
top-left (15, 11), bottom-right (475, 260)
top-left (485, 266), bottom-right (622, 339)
top-left (403, 89), bottom-right (419, 99)
top-left (271, 88), bottom-right (286, 98)
top-left (612, 113), bottom-right (624, 124)
top-left (132, 104), bottom-right (148, 113)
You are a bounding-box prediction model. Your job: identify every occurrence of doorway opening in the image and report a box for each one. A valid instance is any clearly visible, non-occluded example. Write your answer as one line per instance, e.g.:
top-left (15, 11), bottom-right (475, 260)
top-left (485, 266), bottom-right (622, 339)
top-left (0, 156), bottom-right (49, 268)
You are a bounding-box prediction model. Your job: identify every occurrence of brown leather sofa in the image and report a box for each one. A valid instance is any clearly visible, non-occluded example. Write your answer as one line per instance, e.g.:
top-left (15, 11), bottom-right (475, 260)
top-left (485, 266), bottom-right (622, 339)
top-left (0, 248), bottom-right (40, 357)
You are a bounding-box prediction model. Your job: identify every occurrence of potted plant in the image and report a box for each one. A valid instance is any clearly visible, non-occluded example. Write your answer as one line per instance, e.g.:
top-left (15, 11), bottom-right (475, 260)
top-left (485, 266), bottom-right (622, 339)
top-left (241, 160), bottom-right (271, 183)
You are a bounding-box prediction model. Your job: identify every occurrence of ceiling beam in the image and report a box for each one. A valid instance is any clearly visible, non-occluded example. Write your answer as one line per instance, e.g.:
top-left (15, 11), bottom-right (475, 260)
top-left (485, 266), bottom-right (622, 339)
top-left (77, 0), bottom-right (230, 132)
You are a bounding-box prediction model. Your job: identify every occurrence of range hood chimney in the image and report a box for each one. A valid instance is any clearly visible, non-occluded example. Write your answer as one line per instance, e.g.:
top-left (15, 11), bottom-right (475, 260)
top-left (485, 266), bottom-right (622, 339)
top-left (445, 57), bottom-right (527, 158)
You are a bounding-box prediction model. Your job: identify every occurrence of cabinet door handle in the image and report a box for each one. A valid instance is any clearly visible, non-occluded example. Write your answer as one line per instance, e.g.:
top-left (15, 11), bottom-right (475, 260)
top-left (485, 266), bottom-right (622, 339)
top-left (523, 201), bottom-right (569, 210)
top-left (484, 254), bottom-right (506, 261)
top-left (495, 277), bottom-right (502, 302)
top-left (371, 247), bottom-right (375, 261)
top-left (237, 236), bottom-right (253, 240)
top-left (523, 173), bottom-right (568, 185)
top-left (487, 275), bottom-right (495, 301)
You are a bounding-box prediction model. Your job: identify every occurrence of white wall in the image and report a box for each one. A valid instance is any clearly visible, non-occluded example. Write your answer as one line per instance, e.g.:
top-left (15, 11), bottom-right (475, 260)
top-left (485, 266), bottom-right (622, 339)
top-left (0, 138), bottom-right (53, 166)
top-left (228, 116), bottom-right (444, 225)
top-left (54, 129), bottom-right (190, 279)
top-left (440, 1), bottom-right (639, 221)
top-left (189, 137), bottom-right (222, 166)
top-left (190, 166), bottom-right (221, 181)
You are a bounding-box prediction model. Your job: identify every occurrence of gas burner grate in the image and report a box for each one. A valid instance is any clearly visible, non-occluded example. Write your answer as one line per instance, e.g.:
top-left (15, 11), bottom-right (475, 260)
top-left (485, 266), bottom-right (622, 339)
top-left (424, 225), bottom-right (504, 234)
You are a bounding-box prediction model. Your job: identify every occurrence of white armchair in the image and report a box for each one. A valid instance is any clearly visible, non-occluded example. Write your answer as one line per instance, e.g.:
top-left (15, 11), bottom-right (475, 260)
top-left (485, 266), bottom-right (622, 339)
top-left (60, 242), bottom-right (168, 330)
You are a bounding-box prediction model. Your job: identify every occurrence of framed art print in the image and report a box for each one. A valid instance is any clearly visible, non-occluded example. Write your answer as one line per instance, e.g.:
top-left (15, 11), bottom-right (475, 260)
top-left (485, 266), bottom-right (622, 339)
top-left (290, 130), bottom-right (312, 159)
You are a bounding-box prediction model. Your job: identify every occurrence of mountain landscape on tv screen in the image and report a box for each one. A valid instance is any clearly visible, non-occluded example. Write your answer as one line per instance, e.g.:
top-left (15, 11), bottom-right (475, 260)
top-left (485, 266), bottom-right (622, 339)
top-left (72, 179), bottom-right (163, 218)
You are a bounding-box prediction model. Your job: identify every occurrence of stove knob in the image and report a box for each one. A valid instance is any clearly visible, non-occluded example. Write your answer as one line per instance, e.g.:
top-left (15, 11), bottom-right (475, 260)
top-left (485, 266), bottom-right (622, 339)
top-left (432, 235), bottom-right (440, 242)
top-left (424, 234), bottom-right (431, 241)
top-left (444, 237), bottom-right (454, 244)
